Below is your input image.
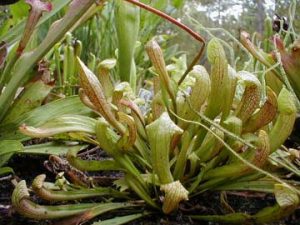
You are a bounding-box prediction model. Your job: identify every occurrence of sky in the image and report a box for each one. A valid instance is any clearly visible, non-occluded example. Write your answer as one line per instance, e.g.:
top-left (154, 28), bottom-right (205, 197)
top-left (265, 0), bottom-right (276, 11)
top-left (196, 0), bottom-right (276, 22)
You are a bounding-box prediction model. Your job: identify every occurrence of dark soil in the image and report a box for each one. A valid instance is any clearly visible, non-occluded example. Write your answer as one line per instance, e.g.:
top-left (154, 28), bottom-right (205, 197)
top-left (1, 147), bottom-right (300, 225)
top-left (0, 154), bottom-right (53, 225)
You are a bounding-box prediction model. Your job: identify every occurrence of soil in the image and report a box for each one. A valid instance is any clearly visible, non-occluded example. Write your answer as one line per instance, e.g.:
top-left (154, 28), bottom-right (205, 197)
top-left (1, 121), bottom-right (300, 225)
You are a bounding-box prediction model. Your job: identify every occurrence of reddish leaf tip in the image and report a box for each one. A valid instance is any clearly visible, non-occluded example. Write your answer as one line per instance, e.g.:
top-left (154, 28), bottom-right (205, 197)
top-left (25, 0), bottom-right (52, 12)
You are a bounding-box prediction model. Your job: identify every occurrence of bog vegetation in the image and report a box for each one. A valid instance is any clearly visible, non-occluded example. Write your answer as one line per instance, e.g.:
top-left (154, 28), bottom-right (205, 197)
top-left (0, 0), bottom-right (299, 224)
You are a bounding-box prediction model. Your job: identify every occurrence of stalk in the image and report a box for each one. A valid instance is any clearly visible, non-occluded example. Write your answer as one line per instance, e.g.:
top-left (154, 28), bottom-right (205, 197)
top-left (54, 43), bottom-right (63, 93)
top-left (193, 38), bottom-right (229, 149)
top-left (63, 33), bottom-right (75, 95)
top-left (195, 128), bottom-right (224, 162)
top-left (178, 65), bottom-right (210, 128)
top-left (146, 112), bottom-right (189, 214)
top-left (146, 112), bottom-right (183, 184)
top-left (146, 40), bottom-right (177, 113)
top-left (125, 174), bottom-right (158, 209)
top-left (204, 38), bottom-right (229, 119)
top-left (32, 174), bottom-right (126, 201)
top-left (173, 131), bottom-right (193, 180)
top-left (221, 65), bottom-right (238, 120)
top-left (12, 180), bottom-right (98, 219)
top-left (269, 87), bottom-right (297, 152)
top-left (95, 119), bottom-right (147, 190)
top-left (263, 16), bottom-right (273, 52)
top-left (115, 0), bottom-right (140, 92)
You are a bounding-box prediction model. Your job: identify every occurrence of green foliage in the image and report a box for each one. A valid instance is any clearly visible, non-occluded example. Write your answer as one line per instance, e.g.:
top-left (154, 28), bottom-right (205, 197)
top-left (115, 0), bottom-right (140, 90)
top-left (0, 0), bottom-right (184, 176)
top-left (0, 1), bottom-right (299, 224)
top-left (14, 38), bottom-right (299, 224)
top-left (0, 140), bottom-right (23, 174)
top-left (0, 0), bottom-right (95, 173)
top-left (91, 213), bottom-right (150, 225)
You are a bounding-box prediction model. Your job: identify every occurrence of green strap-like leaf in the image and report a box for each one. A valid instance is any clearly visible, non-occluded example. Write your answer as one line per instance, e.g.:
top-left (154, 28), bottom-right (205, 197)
top-left (0, 0), bottom-right (95, 120)
top-left (19, 115), bottom-right (97, 138)
top-left (0, 167), bottom-right (14, 176)
top-left (23, 142), bottom-right (86, 156)
top-left (0, 96), bottom-right (93, 141)
top-left (67, 148), bottom-right (122, 171)
top-left (0, 140), bottom-right (23, 167)
top-left (3, 79), bottom-right (54, 123)
top-left (92, 213), bottom-right (149, 225)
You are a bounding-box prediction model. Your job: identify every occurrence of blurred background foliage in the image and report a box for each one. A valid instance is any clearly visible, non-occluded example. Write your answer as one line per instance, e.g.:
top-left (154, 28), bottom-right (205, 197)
top-left (171, 0), bottom-right (300, 67)
top-left (0, 0), bottom-right (300, 67)
top-left (0, 0), bottom-right (299, 89)
top-left (1, 0), bottom-right (298, 61)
